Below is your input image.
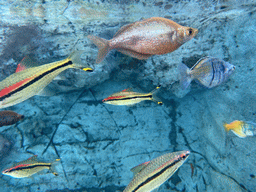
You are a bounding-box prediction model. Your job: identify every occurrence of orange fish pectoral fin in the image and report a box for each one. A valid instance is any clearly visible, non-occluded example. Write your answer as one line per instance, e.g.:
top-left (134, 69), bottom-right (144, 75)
top-left (117, 48), bottom-right (152, 60)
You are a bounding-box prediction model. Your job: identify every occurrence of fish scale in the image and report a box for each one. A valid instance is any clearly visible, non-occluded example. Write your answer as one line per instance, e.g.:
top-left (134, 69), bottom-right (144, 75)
top-left (124, 151), bottom-right (190, 192)
top-left (0, 52), bottom-right (93, 109)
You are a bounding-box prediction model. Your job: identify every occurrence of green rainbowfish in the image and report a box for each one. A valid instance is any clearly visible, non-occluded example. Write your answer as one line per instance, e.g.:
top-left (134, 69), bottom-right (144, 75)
top-left (124, 151), bottom-right (190, 192)
top-left (102, 86), bottom-right (163, 106)
top-left (0, 51), bottom-right (93, 109)
top-left (2, 155), bottom-right (60, 178)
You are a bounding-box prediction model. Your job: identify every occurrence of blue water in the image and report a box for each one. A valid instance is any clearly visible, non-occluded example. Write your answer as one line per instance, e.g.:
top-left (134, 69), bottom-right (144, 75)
top-left (0, 1), bottom-right (256, 192)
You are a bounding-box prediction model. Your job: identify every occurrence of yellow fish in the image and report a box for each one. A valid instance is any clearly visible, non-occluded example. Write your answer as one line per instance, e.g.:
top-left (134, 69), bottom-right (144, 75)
top-left (88, 17), bottom-right (198, 63)
top-left (2, 155), bottom-right (60, 178)
top-left (0, 51), bottom-right (93, 109)
top-left (224, 120), bottom-right (256, 138)
top-left (102, 86), bottom-right (162, 106)
top-left (124, 151), bottom-right (190, 192)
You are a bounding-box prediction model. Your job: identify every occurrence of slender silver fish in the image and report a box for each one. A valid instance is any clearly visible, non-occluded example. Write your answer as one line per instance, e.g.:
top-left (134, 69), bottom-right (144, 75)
top-left (124, 151), bottom-right (190, 192)
top-left (179, 57), bottom-right (235, 90)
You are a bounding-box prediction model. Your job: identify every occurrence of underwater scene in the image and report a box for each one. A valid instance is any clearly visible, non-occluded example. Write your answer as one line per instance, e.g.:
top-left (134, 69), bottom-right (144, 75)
top-left (0, 0), bottom-right (256, 191)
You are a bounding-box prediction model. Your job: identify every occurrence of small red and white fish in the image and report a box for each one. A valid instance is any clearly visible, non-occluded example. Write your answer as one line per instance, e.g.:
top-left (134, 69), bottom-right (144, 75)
top-left (88, 17), bottom-right (198, 63)
top-left (0, 51), bottom-right (93, 109)
top-left (0, 110), bottom-right (24, 127)
top-left (102, 86), bottom-right (162, 106)
top-left (2, 155), bottom-right (60, 178)
top-left (124, 151), bottom-right (190, 192)
top-left (224, 120), bottom-right (256, 138)
top-left (179, 57), bottom-right (235, 90)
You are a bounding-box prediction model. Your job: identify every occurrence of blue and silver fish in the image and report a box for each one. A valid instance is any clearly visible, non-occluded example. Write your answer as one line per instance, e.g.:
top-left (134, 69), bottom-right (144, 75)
top-left (179, 57), bottom-right (235, 90)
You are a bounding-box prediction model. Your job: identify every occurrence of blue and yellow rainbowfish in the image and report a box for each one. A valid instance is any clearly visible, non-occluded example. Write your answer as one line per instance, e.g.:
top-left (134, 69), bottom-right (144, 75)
top-left (124, 151), bottom-right (190, 192)
top-left (0, 51), bottom-right (93, 109)
top-left (2, 155), bottom-right (60, 178)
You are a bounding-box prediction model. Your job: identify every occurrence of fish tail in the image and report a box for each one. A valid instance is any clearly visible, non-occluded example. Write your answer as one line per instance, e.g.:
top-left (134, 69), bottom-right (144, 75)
top-left (68, 51), bottom-right (93, 72)
top-left (50, 158), bottom-right (60, 176)
top-left (87, 35), bottom-right (110, 63)
top-left (223, 122), bottom-right (230, 131)
top-left (179, 63), bottom-right (192, 90)
top-left (150, 86), bottom-right (163, 105)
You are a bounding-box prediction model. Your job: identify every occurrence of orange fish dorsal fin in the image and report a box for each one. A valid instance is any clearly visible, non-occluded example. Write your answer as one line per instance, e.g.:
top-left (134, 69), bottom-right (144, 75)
top-left (130, 161), bottom-right (150, 176)
top-left (113, 23), bottom-right (135, 38)
top-left (15, 55), bottom-right (39, 73)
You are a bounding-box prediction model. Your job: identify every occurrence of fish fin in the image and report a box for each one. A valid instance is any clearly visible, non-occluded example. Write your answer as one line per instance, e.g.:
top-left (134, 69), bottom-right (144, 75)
top-left (53, 73), bottom-right (66, 81)
top-left (150, 86), bottom-right (163, 105)
top-left (49, 158), bottom-right (60, 176)
top-left (15, 55), bottom-right (39, 72)
top-left (13, 155), bottom-right (39, 166)
top-left (179, 63), bottom-right (192, 90)
top-left (87, 35), bottom-right (110, 63)
top-left (36, 86), bottom-right (57, 96)
top-left (117, 48), bottom-right (152, 60)
top-left (113, 23), bottom-right (135, 38)
top-left (68, 51), bottom-right (93, 72)
top-left (121, 88), bottom-right (133, 92)
top-left (152, 188), bottom-right (159, 192)
top-left (130, 161), bottom-right (150, 175)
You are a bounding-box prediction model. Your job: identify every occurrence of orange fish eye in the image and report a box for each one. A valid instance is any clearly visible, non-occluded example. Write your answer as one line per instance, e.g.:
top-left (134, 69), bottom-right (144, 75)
top-left (188, 28), bottom-right (193, 36)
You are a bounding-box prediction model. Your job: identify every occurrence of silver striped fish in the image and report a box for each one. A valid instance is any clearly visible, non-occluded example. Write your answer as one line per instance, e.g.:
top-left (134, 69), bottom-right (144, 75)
top-left (124, 151), bottom-right (190, 192)
top-left (179, 57), bottom-right (235, 90)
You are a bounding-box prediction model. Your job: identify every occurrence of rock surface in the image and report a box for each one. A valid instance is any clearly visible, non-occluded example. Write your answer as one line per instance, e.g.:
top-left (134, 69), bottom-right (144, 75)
top-left (0, 0), bottom-right (256, 192)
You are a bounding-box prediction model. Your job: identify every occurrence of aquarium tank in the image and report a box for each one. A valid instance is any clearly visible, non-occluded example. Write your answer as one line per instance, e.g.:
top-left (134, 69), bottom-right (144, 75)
top-left (0, 0), bottom-right (255, 191)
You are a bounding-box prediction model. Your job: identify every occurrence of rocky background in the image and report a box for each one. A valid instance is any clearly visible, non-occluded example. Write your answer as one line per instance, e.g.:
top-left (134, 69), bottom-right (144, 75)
top-left (0, 0), bottom-right (256, 191)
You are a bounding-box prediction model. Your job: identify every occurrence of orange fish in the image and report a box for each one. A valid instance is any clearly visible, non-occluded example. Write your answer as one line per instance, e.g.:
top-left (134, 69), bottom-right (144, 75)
top-left (224, 120), bottom-right (256, 138)
top-left (88, 17), bottom-right (198, 63)
top-left (0, 110), bottom-right (24, 127)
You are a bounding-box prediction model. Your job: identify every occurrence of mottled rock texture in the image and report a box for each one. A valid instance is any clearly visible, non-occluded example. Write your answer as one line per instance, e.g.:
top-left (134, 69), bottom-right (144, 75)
top-left (0, 0), bottom-right (256, 192)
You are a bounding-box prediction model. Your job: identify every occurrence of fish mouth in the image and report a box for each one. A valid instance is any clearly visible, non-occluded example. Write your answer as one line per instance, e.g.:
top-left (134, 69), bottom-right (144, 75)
top-left (193, 28), bottom-right (199, 36)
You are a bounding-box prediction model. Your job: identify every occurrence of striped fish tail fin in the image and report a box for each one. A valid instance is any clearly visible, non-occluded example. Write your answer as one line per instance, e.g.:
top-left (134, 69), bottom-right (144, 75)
top-left (150, 86), bottom-right (163, 105)
top-left (87, 35), bottom-right (110, 63)
top-left (69, 51), bottom-right (93, 72)
top-left (179, 63), bottom-right (192, 90)
top-left (50, 158), bottom-right (61, 176)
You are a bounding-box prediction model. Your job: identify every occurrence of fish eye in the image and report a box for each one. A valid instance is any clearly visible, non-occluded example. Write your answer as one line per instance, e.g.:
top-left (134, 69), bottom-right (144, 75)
top-left (188, 28), bottom-right (193, 36)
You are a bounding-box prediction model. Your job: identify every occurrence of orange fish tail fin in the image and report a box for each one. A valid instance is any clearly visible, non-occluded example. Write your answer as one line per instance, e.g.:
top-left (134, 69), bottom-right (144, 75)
top-left (223, 122), bottom-right (230, 132)
top-left (87, 35), bottom-right (110, 63)
top-left (179, 63), bottom-right (192, 90)
top-left (151, 86), bottom-right (163, 105)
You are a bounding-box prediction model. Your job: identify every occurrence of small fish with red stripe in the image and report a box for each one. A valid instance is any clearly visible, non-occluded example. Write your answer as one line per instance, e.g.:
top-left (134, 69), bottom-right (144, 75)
top-left (0, 51), bottom-right (93, 109)
top-left (102, 86), bottom-right (163, 106)
top-left (124, 151), bottom-right (190, 192)
top-left (2, 155), bottom-right (60, 178)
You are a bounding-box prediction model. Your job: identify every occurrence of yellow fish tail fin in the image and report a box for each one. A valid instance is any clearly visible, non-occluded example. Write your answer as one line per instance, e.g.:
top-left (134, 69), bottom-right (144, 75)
top-left (69, 51), bottom-right (93, 72)
top-left (150, 86), bottom-right (163, 105)
top-left (49, 158), bottom-right (61, 176)
top-left (223, 122), bottom-right (230, 132)
top-left (87, 35), bottom-right (110, 63)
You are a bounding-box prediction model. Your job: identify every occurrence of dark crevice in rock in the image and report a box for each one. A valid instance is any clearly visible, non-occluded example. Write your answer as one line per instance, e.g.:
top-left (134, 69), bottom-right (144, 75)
top-left (43, 88), bottom-right (87, 155)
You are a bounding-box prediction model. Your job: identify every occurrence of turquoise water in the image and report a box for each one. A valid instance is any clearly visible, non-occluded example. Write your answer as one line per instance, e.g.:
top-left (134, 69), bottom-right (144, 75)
top-left (0, 1), bottom-right (256, 191)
